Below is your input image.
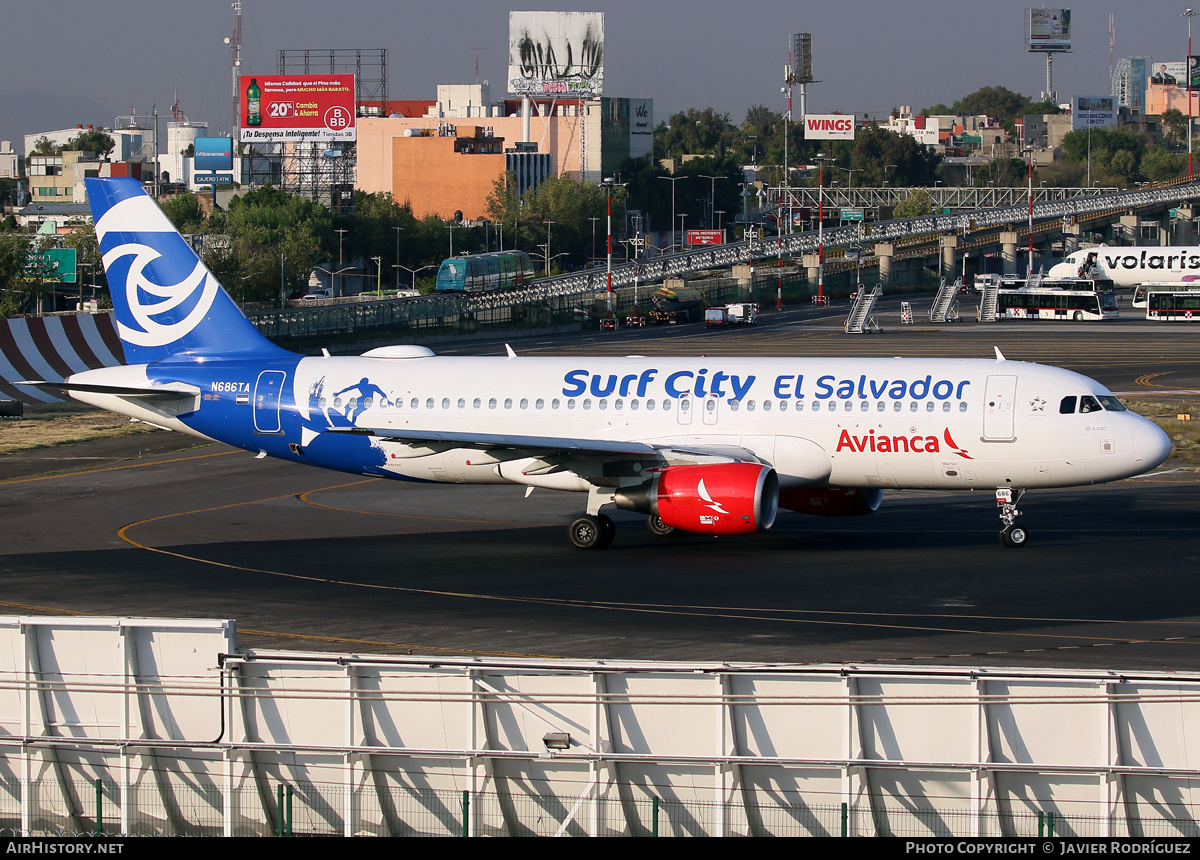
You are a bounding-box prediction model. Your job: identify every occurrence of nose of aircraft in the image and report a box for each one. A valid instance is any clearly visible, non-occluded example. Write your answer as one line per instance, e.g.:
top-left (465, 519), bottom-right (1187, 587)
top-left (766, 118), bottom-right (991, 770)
top-left (1133, 418), bottom-right (1173, 472)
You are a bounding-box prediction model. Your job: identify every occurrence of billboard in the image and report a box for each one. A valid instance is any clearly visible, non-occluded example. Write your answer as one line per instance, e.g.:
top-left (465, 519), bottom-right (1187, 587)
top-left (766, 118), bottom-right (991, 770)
top-left (1026, 8), bottom-right (1072, 52)
top-left (907, 117), bottom-right (939, 146)
top-left (239, 74), bottom-right (356, 143)
top-left (803, 114), bottom-right (855, 140)
top-left (508, 11), bottom-right (604, 97)
top-left (1072, 96), bottom-right (1116, 130)
top-left (1150, 61), bottom-right (1185, 86)
top-left (1186, 56), bottom-right (1200, 89)
top-left (686, 230), bottom-right (723, 246)
top-left (1127, 57), bottom-right (1148, 112)
top-left (193, 137), bottom-right (233, 172)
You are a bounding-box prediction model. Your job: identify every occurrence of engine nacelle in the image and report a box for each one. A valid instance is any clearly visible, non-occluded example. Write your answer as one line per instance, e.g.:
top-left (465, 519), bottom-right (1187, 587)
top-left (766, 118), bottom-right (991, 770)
top-left (778, 487), bottom-right (884, 517)
top-left (615, 463), bottom-right (778, 535)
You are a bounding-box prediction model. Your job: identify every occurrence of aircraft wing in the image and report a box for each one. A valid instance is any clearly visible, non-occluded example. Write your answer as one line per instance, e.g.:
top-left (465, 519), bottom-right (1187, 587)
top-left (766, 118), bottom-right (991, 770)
top-left (328, 428), bottom-right (766, 473)
top-left (329, 426), bottom-right (661, 460)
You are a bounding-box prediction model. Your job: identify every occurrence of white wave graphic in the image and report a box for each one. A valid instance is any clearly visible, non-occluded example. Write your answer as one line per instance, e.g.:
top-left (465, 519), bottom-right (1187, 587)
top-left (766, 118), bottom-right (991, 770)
top-left (101, 241), bottom-right (218, 347)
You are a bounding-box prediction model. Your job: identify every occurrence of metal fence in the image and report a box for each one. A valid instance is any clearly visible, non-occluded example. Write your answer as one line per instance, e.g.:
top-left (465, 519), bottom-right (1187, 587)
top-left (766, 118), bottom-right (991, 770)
top-left (4, 777), bottom-right (1199, 837)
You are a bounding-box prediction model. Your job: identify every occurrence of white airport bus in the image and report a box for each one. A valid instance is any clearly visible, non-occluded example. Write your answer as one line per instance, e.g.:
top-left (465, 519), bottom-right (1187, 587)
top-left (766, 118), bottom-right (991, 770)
top-left (1146, 290), bottom-right (1200, 320)
top-left (1133, 281), bottom-right (1200, 308)
top-left (996, 287), bottom-right (1119, 321)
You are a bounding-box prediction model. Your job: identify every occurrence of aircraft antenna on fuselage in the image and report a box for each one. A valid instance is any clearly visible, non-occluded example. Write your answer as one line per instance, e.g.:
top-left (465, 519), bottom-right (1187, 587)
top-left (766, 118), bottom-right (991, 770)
top-left (994, 347), bottom-right (1006, 361)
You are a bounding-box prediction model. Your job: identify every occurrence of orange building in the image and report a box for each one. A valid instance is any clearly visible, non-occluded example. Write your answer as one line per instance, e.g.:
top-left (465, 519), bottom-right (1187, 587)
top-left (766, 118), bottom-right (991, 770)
top-left (390, 126), bottom-right (507, 221)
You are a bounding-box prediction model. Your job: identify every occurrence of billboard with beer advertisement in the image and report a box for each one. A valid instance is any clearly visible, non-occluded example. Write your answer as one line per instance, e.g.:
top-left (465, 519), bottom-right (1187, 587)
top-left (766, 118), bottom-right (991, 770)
top-left (239, 74), bottom-right (356, 143)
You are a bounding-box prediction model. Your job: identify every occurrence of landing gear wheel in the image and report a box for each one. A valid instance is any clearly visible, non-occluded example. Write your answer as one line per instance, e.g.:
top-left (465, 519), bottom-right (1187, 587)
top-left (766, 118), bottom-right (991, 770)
top-left (598, 514), bottom-right (616, 548)
top-left (569, 515), bottom-right (606, 550)
top-left (647, 514), bottom-right (677, 537)
top-left (1000, 525), bottom-right (1028, 548)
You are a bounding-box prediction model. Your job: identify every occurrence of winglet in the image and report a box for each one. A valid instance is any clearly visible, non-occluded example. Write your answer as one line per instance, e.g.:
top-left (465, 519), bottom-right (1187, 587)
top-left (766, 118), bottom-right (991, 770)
top-left (994, 346), bottom-right (1006, 361)
top-left (505, 344), bottom-right (517, 358)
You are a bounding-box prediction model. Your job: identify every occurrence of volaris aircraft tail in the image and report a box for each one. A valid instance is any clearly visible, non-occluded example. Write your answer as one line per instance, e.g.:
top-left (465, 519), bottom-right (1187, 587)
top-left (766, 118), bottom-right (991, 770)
top-left (86, 177), bottom-right (284, 364)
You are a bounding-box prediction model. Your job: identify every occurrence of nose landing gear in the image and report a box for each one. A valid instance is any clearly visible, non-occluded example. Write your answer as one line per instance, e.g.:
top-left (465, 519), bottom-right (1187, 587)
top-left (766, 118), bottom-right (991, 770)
top-left (996, 487), bottom-right (1028, 548)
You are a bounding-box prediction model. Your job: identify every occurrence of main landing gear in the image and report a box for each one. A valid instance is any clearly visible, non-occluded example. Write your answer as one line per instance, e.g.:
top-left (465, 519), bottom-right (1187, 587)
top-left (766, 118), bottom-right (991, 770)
top-left (996, 487), bottom-right (1028, 548)
top-left (568, 514), bottom-right (615, 549)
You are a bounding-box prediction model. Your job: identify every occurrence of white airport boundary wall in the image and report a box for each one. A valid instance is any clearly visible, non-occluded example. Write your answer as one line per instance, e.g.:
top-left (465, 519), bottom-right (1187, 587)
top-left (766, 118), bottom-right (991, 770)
top-left (2, 615), bottom-right (1200, 837)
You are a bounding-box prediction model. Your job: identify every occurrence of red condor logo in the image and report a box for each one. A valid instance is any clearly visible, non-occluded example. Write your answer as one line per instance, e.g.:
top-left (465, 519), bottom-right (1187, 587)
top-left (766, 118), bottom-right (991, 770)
top-left (836, 428), bottom-right (973, 459)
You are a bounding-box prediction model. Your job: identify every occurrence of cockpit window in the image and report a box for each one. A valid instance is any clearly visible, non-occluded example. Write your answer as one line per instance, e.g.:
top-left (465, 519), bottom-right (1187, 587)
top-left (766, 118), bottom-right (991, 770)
top-left (1097, 395), bottom-right (1127, 412)
top-left (1059, 396), bottom-right (1077, 414)
top-left (1079, 395), bottom-right (1103, 414)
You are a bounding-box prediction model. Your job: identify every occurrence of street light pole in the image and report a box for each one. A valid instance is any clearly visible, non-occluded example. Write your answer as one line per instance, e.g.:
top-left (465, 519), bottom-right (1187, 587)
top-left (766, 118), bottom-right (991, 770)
top-left (334, 228), bottom-right (348, 297)
top-left (1186, 8), bottom-right (1198, 175)
top-left (657, 175), bottom-right (684, 254)
top-left (543, 220), bottom-right (554, 277)
top-left (393, 226), bottom-right (405, 289)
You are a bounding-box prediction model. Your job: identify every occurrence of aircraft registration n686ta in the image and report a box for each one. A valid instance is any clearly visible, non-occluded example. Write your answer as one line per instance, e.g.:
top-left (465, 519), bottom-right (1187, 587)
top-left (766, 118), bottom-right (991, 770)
top-left (32, 178), bottom-right (1172, 549)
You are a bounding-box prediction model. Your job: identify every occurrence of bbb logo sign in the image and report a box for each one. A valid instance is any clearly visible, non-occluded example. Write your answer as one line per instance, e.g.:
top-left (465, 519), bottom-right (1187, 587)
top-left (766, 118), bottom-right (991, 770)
top-left (325, 106), bottom-right (352, 131)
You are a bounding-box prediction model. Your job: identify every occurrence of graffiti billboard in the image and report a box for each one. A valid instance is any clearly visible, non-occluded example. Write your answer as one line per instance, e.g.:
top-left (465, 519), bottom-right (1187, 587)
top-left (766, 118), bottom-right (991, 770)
top-left (508, 11), bottom-right (604, 98)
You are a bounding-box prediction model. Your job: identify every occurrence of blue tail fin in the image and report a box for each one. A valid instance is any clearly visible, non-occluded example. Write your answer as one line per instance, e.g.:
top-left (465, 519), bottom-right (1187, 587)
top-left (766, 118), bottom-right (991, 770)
top-left (87, 177), bottom-right (285, 363)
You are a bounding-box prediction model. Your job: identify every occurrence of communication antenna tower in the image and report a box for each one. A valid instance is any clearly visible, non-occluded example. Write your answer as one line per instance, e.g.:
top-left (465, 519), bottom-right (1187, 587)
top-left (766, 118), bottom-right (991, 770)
top-left (224, 2), bottom-right (243, 138)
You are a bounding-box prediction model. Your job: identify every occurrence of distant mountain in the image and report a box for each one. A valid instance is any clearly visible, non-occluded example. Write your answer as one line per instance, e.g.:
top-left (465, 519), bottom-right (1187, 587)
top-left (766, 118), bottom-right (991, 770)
top-left (0, 90), bottom-right (120, 156)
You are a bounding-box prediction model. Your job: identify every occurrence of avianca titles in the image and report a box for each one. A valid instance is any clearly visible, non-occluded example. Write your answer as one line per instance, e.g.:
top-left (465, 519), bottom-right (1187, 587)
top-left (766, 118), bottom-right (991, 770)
top-left (33, 178), bottom-right (1172, 549)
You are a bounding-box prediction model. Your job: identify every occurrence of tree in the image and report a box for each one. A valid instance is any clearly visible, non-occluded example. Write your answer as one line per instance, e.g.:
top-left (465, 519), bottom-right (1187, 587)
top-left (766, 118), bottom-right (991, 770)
top-left (0, 233), bottom-right (33, 316)
top-left (894, 188), bottom-right (934, 218)
top-left (1141, 147), bottom-right (1186, 182)
top-left (1162, 109), bottom-right (1188, 145)
top-left (66, 129), bottom-right (115, 158)
top-left (653, 108), bottom-right (739, 162)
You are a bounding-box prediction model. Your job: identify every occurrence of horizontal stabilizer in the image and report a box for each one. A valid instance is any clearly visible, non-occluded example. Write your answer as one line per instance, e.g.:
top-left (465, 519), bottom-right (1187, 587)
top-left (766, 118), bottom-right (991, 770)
top-left (18, 380), bottom-right (201, 400)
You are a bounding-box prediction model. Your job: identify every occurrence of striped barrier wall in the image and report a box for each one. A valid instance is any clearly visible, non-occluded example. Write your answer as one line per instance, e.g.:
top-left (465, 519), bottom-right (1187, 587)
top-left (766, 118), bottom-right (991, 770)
top-left (0, 314), bottom-right (125, 403)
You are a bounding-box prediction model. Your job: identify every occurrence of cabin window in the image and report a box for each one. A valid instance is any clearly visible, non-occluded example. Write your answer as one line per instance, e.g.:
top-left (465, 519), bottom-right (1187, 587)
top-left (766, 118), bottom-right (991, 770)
top-left (567, 399), bottom-right (576, 410)
top-left (425, 398), bottom-right (434, 410)
top-left (552, 399), bottom-right (560, 409)
top-left (811, 401), bottom-right (820, 412)
top-left (535, 398), bottom-right (544, 410)
top-left (779, 401), bottom-right (788, 412)
top-left (1059, 396), bottom-right (1077, 414)
top-left (363, 397), bottom-right (373, 409)
top-left (910, 402), bottom-right (919, 412)
top-left (473, 398), bottom-right (481, 409)
top-left (730, 400), bottom-right (740, 412)
top-left (583, 399), bottom-right (592, 410)
top-left (504, 398), bottom-right (512, 409)
top-left (877, 401), bottom-right (885, 412)
top-left (410, 398), bottom-right (419, 410)
top-left (894, 401), bottom-right (902, 412)
top-left (706, 399), bottom-right (717, 413)
top-left (943, 402), bottom-right (951, 412)
top-left (631, 399), bottom-right (639, 410)
top-left (795, 401), bottom-right (805, 412)
top-left (457, 398), bottom-right (465, 409)
top-left (860, 401), bottom-right (869, 412)
top-left (959, 402), bottom-right (968, 412)
top-left (520, 398), bottom-right (528, 410)
top-left (844, 401), bottom-right (853, 412)
top-left (662, 400), bottom-right (672, 411)
top-left (646, 399), bottom-right (655, 411)
top-left (926, 401), bottom-right (935, 412)
top-left (318, 398), bottom-right (327, 409)
top-left (441, 398), bottom-right (450, 409)
top-left (762, 400), bottom-right (772, 412)
top-left (488, 398), bottom-right (497, 409)
top-left (680, 399), bottom-right (691, 412)
top-left (599, 399), bottom-right (608, 410)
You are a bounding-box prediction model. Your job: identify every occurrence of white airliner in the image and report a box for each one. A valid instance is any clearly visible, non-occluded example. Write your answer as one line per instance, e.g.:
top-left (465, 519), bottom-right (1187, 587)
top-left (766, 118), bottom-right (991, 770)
top-left (1049, 246), bottom-right (1200, 287)
top-left (28, 179), bottom-right (1173, 550)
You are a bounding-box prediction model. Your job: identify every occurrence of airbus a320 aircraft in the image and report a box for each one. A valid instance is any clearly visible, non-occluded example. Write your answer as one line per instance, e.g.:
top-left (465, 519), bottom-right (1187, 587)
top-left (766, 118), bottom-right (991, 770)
top-left (29, 178), bottom-right (1172, 549)
top-left (1049, 246), bottom-right (1200, 287)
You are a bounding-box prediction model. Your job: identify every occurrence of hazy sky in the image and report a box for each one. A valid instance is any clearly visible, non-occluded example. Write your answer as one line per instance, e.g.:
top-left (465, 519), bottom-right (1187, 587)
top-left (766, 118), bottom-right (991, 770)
top-left (0, 1), bottom-right (1189, 151)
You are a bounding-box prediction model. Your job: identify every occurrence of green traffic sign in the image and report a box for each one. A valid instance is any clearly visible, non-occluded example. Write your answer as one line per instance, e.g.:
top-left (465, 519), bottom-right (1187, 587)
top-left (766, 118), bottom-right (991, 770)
top-left (26, 248), bottom-right (78, 283)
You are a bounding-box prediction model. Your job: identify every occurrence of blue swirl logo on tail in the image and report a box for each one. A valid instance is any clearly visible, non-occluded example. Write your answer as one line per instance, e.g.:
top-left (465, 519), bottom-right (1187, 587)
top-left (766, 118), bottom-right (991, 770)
top-left (87, 177), bottom-right (285, 363)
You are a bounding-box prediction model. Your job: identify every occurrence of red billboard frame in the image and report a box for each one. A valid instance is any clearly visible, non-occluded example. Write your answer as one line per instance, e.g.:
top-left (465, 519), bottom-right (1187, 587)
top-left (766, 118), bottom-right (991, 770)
top-left (687, 230), bottom-right (724, 246)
